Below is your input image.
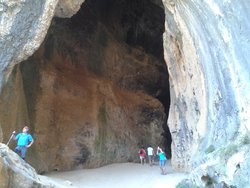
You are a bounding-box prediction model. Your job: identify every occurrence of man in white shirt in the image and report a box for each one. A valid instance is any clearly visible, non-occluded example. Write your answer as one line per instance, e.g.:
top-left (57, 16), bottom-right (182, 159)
top-left (147, 145), bottom-right (154, 166)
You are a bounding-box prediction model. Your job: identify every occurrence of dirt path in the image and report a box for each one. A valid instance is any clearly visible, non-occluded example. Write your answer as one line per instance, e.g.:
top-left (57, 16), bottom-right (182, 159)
top-left (41, 162), bottom-right (188, 188)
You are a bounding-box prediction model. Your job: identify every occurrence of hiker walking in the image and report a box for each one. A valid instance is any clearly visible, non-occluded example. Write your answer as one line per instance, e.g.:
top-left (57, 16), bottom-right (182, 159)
top-left (157, 146), bottom-right (167, 175)
top-left (12, 126), bottom-right (34, 160)
top-left (138, 147), bottom-right (146, 165)
top-left (147, 145), bottom-right (154, 166)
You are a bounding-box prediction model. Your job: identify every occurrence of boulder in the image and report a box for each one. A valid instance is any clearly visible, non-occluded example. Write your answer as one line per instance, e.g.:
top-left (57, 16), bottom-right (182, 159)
top-left (0, 143), bottom-right (56, 188)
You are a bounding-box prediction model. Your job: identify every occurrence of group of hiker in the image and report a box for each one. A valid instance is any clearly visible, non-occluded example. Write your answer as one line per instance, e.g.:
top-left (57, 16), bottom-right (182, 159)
top-left (138, 145), bottom-right (167, 175)
top-left (8, 126), bottom-right (168, 175)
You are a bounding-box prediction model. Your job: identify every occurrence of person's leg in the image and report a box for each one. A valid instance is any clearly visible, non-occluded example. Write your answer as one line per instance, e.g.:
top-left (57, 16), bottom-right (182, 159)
top-left (148, 155), bottom-right (152, 166)
top-left (14, 146), bottom-right (21, 154)
top-left (20, 146), bottom-right (27, 160)
top-left (162, 160), bottom-right (166, 174)
top-left (159, 160), bottom-right (163, 174)
top-left (140, 156), bottom-right (143, 165)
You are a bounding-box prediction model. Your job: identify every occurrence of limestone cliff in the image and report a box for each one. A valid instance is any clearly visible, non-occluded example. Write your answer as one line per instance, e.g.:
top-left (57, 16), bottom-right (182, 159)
top-left (163, 0), bottom-right (250, 186)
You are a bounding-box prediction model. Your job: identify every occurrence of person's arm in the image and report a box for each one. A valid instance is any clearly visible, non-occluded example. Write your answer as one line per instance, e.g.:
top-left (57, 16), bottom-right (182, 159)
top-left (157, 146), bottom-right (161, 155)
top-left (26, 135), bottom-right (34, 148)
top-left (13, 132), bottom-right (20, 140)
top-left (26, 140), bottom-right (34, 148)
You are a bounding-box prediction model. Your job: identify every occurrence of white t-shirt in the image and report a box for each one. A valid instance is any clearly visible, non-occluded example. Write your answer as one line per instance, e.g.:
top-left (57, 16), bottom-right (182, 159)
top-left (147, 147), bottom-right (154, 156)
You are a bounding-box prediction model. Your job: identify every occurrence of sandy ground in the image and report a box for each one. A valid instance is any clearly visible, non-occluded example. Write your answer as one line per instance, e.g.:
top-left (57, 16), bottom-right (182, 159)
top-left (41, 161), bottom-right (188, 188)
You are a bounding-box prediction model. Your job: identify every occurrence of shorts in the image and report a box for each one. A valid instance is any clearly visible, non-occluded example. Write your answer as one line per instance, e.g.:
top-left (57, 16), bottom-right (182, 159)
top-left (159, 159), bottom-right (166, 167)
top-left (148, 155), bottom-right (152, 161)
top-left (140, 156), bottom-right (145, 160)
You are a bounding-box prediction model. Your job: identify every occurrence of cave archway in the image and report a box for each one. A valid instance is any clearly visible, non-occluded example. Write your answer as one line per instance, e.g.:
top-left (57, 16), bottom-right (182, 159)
top-left (4, 0), bottom-right (172, 172)
top-left (71, 0), bottom-right (172, 158)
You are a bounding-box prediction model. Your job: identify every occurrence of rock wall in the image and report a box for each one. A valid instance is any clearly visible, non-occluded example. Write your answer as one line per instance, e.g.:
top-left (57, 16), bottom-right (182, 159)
top-left (162, 0), bottom-right (250, 186)
top-left (18, 48), bottom-right (165, 172)
top-left (0, 0), bottom-right (86, 142)
top-left (163, 0), bottom-right (207, 170)
top-left (0, 0), bottom-right (58, 91)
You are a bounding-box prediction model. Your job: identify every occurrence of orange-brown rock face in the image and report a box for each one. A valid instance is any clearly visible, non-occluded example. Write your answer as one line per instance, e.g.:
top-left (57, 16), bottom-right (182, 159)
top-left (1, 0), bottom-right (169, 172)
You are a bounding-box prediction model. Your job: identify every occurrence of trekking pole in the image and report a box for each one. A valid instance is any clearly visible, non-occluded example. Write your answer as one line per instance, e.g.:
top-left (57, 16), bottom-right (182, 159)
top-left (6, 131), bottom-right (15, 146)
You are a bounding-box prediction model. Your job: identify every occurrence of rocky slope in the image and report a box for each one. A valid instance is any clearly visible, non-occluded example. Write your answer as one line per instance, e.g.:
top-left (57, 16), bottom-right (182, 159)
top-left (0, 143), bottom-right (56, 188)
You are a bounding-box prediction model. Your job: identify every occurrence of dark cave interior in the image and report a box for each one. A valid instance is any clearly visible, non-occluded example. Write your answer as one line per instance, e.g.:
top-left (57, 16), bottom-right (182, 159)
top-left (70, 0), bottom-right (172, 158)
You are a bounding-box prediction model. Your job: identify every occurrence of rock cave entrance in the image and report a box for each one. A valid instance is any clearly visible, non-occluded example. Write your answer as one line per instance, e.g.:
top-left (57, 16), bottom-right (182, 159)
top-left (15, 0), bottom-right (171, 171)
top-left (74, 0), bottom-right (171, 157)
